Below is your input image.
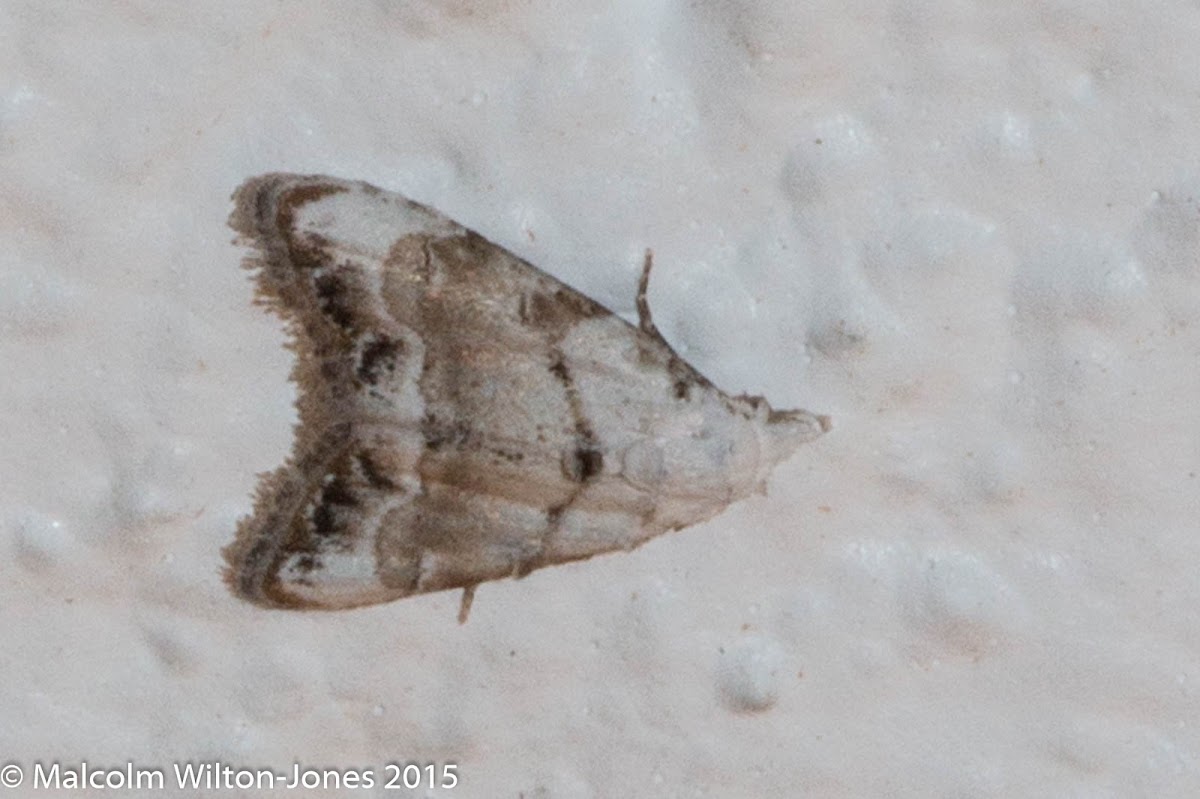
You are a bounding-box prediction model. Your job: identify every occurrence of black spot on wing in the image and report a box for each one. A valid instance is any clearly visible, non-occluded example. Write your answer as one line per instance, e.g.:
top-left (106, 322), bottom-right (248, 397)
top-left (565, 446), bottom-right (604, 482)
top-left (313, 270), bottom-right (357, 332)
top-left (548, 356), bottom-right (570, 384)
top-left (310, 475), bottom-right (357, 538)
top-left (357, 335), bottom-right (406, 384)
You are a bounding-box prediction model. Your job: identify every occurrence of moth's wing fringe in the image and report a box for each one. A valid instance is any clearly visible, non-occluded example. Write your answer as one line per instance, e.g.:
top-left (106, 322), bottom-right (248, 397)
top-left (223, 174), bottom-right (356, 607)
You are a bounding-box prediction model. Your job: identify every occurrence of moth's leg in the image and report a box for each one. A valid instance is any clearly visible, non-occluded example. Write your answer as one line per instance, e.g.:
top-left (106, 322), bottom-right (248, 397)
top-left (457, 584), bottom-right (477, 624)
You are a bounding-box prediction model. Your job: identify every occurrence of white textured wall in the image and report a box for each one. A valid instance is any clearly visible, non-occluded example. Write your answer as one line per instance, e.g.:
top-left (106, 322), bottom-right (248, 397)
top-left (3, 2), bottom-right (1199, 797)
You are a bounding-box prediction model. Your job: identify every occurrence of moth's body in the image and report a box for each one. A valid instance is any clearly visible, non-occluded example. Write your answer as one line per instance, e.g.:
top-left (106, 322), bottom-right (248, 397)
top-left (225, 174), bottom-right (828, 611)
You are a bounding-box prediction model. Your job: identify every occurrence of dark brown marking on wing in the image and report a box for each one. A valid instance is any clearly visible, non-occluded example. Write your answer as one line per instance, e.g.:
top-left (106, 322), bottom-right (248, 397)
top-left (425, 229), bottom-right (494, 281)
top-left (490, 447), bottom-right (525, 464)
top-left (356, 450), bottom-right (397, 491)
top-left (274, 183), bottom-right (348, 271)
top-left (310, 474), bottom-right (358, 539)
top-left (547, 352), bottom-right (603, 482)
top-left (521, 287), bottom-right (606, 331)
top-left (422, 412), bottom-right (475, 453)
top-left (556, 444), bottom-right (605, 485)
top-left (357, 335), bottom-right (406, 385)
top-left (312, 269), bottom-right (358, 332)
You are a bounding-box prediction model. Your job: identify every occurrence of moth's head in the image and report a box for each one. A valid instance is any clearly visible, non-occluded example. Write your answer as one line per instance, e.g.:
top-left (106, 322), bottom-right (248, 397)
top-left (620, 395), bottom-right (829, 504)
top-left (760, 405), bottom-right (831, 473)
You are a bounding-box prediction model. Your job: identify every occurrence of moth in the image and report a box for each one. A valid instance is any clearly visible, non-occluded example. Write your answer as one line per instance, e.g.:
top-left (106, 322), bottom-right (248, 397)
top-left (224, 174), bottom-right (829, 619)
